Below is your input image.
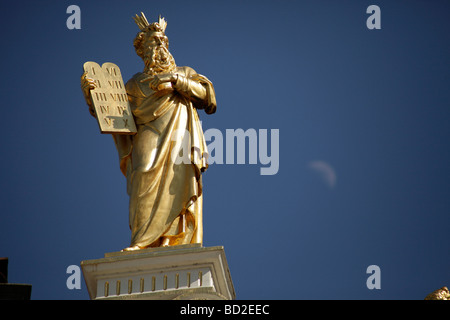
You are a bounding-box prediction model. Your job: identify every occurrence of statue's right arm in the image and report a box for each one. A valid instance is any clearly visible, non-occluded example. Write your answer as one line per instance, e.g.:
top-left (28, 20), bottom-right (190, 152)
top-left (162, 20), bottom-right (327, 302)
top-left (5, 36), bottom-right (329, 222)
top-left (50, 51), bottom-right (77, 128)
top-left (81, 71), bottom-right (97, 118)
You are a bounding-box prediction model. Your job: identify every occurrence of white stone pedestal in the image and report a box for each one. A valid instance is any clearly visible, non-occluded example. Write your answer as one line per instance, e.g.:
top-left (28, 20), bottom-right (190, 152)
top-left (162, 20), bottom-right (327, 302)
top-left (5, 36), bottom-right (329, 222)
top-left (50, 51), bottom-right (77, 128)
top-left (81, 244), bottom-right (235, 300)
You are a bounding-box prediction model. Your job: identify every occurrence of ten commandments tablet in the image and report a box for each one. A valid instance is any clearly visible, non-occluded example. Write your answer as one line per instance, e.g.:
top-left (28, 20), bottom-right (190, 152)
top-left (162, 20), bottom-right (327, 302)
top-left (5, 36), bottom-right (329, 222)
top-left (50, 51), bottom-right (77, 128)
top-left (83, 61), bottom-right (137, 134)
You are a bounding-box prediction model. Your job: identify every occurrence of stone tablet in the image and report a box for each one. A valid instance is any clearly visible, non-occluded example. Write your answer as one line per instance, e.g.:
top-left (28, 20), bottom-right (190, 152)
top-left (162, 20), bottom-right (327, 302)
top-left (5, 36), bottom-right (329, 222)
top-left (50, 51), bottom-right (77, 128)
top-left (83, 61), bottom-right (137, 134)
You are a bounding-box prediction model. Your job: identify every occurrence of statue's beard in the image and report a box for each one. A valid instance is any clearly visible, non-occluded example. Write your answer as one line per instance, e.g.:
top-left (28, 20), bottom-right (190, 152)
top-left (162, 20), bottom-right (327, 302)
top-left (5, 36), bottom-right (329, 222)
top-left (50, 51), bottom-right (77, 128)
top-left (143, 46), bottom-right (176, 75)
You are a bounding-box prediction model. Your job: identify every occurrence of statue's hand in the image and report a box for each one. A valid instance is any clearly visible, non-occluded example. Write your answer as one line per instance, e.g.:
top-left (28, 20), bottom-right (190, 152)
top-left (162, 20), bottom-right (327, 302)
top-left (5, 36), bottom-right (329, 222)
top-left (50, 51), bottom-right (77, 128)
top-left (141, 73), bottom-right (178, 91)
top-left (81, 71), bottom-right (96, 94)
top-left (81, 71), bottom-right (97, 117)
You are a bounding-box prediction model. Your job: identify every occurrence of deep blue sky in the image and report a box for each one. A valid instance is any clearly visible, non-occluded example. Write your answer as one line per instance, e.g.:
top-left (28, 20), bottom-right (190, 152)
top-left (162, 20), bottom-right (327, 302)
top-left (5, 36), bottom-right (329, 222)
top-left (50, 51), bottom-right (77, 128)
top-left (0, 1), bottom-right (449, 300)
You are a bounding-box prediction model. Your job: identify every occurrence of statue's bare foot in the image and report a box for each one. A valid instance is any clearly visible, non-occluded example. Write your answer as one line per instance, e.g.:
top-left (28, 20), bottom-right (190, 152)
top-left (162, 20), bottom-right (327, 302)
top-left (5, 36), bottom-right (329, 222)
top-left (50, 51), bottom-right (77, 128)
top-left (161, 237), bottom-right (170, 247)
top-left (121, 245), bottom-right (142, 252)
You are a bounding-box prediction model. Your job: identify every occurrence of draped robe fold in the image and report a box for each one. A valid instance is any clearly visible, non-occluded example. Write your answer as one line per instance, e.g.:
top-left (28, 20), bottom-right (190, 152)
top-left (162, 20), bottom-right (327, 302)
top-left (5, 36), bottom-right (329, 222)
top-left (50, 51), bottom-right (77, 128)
top-left (112, 66), bottom-right (216, 248)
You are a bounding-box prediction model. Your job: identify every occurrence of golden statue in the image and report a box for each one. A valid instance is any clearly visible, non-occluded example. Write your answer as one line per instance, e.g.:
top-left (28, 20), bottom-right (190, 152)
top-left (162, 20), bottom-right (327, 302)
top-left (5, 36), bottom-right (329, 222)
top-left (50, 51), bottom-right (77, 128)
top-left (81, 13), bottom-right (216, 251)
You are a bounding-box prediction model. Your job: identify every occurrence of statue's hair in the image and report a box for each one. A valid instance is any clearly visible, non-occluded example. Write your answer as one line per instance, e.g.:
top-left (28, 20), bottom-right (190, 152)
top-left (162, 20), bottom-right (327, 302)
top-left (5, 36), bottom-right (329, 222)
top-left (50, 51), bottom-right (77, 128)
top-left (133, 31), bottom-right (147, 59)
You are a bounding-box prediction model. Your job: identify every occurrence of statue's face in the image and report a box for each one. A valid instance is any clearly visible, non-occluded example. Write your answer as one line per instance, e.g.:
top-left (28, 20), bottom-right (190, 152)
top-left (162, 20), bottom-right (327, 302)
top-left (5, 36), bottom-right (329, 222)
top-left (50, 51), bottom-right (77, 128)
top-left (141, 33), bottom-right (173, 72)
top-left (143, 33), bottom-right (169, 50)
top-left (142, 33), bottom-right (169, 61)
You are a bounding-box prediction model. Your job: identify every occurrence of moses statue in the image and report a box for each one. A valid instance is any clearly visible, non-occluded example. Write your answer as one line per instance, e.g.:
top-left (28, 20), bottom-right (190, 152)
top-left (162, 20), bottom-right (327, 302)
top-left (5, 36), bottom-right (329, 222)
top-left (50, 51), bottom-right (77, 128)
top-left (81, 13), bottom-right (216, 251)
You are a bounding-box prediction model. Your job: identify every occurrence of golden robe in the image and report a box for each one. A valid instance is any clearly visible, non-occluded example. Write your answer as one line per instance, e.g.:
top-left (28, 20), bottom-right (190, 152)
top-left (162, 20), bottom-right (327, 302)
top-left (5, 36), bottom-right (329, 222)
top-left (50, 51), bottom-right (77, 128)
top-left (112, 66), bottom-right (216, 248)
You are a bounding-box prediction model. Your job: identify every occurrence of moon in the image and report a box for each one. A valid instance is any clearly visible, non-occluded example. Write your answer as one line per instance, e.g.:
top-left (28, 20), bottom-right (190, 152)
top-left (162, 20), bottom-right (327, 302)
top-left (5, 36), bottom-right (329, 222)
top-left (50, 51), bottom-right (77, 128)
top-left (308, 160), bottom-right (337, 188)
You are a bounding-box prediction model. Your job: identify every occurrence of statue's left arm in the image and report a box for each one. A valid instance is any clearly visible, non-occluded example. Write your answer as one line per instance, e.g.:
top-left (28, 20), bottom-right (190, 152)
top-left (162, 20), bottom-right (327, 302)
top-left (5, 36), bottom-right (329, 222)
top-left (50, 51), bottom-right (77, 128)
top-left (173, 69), bottom-right (216, 114)
top-left (141, 67), bottom-right (216, 114)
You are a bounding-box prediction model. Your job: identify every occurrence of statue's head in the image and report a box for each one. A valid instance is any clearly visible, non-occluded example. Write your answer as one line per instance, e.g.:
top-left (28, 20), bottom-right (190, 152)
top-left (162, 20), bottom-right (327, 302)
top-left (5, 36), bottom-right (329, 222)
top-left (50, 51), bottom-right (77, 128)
top-left (133, 12), bottom-right (176, 74)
